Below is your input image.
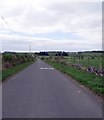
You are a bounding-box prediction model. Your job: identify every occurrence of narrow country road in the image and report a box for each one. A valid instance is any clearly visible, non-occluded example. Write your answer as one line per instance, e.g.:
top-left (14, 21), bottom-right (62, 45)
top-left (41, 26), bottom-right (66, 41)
top-left (2, 59), bottom-right (102, 118)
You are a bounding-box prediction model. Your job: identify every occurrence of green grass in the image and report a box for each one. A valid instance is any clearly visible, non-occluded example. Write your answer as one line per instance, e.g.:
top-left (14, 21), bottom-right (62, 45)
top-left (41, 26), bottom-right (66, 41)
top-left (69, 57), bottom-right (102, 68)
top-left (45, 60), bottom-right (104, 95)
top-left (65, 56), bottom-right (102, 69)
top-left (2, 62), bottom-right (34, 81)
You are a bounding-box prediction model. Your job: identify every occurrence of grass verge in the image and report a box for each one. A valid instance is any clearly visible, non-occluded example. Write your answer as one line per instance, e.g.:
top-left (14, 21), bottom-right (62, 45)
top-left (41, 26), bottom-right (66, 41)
top-left (1, 62), bottom-right (34, 81)
top-left (45, 60), bottom-right (104, 95)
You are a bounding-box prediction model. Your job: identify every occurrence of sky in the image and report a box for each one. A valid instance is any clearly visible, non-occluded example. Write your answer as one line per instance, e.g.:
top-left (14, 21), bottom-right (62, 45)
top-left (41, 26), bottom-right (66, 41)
top-left (0, 0), bottom-right (103, 52)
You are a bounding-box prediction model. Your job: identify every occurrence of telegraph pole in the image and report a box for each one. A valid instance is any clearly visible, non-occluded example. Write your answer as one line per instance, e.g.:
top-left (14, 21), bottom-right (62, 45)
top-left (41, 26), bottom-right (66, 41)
top-left (29, 45), bottom-right (31, 54)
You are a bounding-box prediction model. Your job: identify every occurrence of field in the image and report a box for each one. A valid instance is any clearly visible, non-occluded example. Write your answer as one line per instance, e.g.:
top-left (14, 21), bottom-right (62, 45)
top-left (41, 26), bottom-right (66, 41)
top-left (43, 52), bottom-right (103, 95)
top-left (65, 53), bottom-right (102, 69)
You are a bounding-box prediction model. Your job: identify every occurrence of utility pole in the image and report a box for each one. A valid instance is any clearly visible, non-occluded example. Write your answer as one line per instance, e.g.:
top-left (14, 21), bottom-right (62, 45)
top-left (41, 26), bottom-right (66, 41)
top-left (29, 45), bottom-right (31, 54)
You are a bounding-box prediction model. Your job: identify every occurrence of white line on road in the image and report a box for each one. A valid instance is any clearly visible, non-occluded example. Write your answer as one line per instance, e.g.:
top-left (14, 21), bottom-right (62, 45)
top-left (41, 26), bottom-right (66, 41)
top-left (40, 67), bottom-right (54, 70)
top-left (77, 91), bottom-right (81, 93)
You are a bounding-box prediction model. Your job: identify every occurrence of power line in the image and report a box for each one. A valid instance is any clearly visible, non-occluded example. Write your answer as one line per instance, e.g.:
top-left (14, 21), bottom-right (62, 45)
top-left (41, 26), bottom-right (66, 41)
top-left (1, 16), bottom-right (8, 25)
top-left (1, 15), bottom-right (14, 33)
top-left (1, 16), bottom-right (32, 53)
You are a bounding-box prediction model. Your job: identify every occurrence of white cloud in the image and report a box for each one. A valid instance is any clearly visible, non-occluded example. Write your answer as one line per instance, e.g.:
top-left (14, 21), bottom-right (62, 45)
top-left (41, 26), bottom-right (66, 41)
top-left (1, 33), bottom-right (102, 52)
top-left (0, 0), bottom-right (102, 52)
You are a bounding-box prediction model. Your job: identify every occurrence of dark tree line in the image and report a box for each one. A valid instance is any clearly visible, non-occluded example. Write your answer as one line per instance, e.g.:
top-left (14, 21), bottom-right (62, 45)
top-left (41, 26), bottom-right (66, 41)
top-left (55, 51), bottom-right (68, 56)
top-left (35, 51), bottom-right (68, 56)
top-left (35, 52), bottom-right (49, 56)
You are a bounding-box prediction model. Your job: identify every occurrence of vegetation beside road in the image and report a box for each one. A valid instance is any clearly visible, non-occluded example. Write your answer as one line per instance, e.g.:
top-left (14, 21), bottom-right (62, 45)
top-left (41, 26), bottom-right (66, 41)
top-left (1, 52), bottom-right (35, 81)
top-left (2, 61), bottom-right (33, 81)
top-left (1, 50), bottom-right (103, 96)
top-left (42, 54), bottom-right (103, 95)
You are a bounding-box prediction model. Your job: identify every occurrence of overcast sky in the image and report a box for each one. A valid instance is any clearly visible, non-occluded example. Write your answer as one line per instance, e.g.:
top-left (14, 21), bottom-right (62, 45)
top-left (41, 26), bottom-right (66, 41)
top-left (0, 0), bottom-right (102, 52)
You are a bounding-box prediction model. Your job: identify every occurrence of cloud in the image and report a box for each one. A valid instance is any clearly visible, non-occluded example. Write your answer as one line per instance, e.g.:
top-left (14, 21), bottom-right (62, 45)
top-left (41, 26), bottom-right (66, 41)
top-left (0, 0), bottom-right (102, 52)
top-left (1, 33), bottom-right (101, 52)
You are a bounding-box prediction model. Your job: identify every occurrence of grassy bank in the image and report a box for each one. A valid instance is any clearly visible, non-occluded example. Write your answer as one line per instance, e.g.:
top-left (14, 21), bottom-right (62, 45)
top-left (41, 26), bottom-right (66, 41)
top-left (45, 60), bottom-right (103, 95)
top-left (2, 61), bottom-right (34, 81)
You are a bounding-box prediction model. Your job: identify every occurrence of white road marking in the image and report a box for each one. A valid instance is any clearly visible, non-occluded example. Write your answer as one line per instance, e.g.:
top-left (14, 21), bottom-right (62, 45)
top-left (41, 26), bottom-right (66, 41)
top-left (77, 91), bottom-right (81, 93)
top-left (40, 67), bottom-right (54, 70)
top-left (49, 68), bottom-right (54, 70)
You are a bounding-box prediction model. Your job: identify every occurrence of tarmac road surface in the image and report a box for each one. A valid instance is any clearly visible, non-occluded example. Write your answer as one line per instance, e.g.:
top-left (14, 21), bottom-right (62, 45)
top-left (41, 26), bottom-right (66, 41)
top-left (2, 59), bottom-right (102, 118)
